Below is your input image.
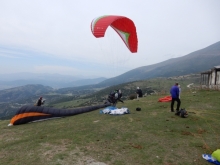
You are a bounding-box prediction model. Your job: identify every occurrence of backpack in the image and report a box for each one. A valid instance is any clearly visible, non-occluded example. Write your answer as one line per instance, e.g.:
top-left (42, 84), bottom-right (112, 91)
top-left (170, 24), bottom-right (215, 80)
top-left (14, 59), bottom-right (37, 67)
top-left (108, 90), bottom-right (120, 103)
top-left (109, 90), bottom-right (119, 98)
top-left (175, 108), bottom-right (188, 118)
top-left (137, 89), bottom-right (143, 97)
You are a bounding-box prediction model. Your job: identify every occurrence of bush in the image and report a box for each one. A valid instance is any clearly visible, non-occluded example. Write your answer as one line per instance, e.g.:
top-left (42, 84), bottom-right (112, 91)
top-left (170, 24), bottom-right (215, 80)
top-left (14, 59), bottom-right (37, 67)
top-left (128, 94), bottom-right (137, 100)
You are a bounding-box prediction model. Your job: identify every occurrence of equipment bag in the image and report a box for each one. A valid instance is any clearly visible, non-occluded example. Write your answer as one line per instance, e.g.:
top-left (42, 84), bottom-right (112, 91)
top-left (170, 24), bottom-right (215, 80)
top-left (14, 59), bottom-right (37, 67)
top-left (175, 108), bottom-right (188, 118)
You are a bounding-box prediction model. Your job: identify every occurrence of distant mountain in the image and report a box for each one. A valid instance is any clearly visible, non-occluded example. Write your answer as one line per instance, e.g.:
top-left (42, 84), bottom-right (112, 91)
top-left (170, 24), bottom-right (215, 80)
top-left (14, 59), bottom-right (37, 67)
top-left (0, 84), bottom-right (53, 103)
top-left (62, 77), bottom-right (107, 88)
top-left (0, 83), bottom-right (102, 104)
top-left (1, 41), bottom-right (219, 104)
top-left (0, 73), bottom-right (107, 89)
top-left (97, 41), bottom-right (220, 87)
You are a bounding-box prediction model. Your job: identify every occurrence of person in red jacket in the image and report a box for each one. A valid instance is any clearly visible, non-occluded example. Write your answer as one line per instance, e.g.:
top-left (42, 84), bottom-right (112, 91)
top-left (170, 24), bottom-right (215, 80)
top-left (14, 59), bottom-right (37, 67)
top-left (170, 83), bottom-right (181, 112)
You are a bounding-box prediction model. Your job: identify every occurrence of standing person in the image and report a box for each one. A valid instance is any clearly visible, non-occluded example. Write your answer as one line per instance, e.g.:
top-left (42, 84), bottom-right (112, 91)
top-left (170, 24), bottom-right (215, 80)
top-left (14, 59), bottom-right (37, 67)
top-left (136, 87), bottom-right (143, 99)
top-left (107, 89), bottom-right (124, 106)
top-left (170, 83), bottom-right (181, 112)
top-left (36, 97), bottom-right (44, 106)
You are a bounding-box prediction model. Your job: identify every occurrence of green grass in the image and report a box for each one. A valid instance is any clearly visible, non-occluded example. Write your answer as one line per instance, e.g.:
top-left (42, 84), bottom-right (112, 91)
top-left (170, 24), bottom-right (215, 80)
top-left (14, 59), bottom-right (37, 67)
top-left (0, 89), bottom-right (220, 165)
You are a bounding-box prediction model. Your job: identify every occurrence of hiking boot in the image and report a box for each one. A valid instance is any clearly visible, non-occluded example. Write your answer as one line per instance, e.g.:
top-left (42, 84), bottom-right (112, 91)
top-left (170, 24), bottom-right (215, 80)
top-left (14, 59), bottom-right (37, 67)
top-left (171, 110), bottom-right (174, 112)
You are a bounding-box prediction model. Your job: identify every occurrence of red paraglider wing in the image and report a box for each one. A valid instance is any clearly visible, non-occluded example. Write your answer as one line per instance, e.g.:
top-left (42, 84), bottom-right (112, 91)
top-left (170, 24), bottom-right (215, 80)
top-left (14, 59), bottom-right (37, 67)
top-left (91, 15), bottom-right (138, 53)
top-left (158, 96), bottom-right (172, 102)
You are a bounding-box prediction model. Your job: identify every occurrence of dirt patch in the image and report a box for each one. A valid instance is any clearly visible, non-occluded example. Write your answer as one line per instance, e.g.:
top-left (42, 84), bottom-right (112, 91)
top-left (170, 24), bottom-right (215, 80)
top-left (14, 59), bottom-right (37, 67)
top-left (202, 144), bottom-right (210, 150)
top-left (129, 143), bottom-right (143, 149)
top-left (134, 118), bottom-right (141, 121)
top-left (151, 112), bottom-right (157, 116)
top-left (129, 117), bottom-right (133, 122)
top-left (40, 142), bottom-right (68, 161)
top-left (0, 131), bottom-right (20, 142)
top-left (39, 140), bottom-right (107, 165)
top-left (0, 151), bottom-right (8, 159)
top-left (181, 131), bottom-right (193, 136)
top-left (88, 162), bottom-right (107, 165)
top-left (197, 128), bottom-right (206, 134)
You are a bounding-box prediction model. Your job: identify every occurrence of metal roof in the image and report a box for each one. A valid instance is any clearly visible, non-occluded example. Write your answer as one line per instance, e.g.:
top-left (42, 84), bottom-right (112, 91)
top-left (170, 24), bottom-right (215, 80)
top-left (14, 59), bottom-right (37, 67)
top-left (201, 65), bottom-right (220, 73)
top-left (214, 65), bottom-right (220, 70)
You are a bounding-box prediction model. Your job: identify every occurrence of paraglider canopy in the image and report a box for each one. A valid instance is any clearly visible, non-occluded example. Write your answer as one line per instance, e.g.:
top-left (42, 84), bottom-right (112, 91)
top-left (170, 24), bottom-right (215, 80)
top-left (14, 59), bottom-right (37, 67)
top-left (91, 15), bottom-right (138, 53)
top-left (158, 96), bottom-right (172, 102)
top-left (8, 103), bottom-right (110, 126)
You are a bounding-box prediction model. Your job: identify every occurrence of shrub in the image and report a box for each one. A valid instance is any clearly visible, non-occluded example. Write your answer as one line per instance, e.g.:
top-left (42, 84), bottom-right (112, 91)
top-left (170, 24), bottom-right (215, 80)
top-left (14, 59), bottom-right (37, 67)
top-left (128, 94), bottom-right (137, 100)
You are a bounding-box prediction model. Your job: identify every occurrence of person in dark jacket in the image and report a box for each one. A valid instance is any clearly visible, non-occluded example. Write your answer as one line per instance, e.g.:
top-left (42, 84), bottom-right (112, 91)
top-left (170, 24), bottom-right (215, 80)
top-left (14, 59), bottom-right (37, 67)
top-left (136, 87), bottom-right (143, 99)
top-left (107, 89), bottom-right (124, 106)
top-left (170, 83), bottom-right (181, 112)
top-left (36, 97), bottom-right (44, 106)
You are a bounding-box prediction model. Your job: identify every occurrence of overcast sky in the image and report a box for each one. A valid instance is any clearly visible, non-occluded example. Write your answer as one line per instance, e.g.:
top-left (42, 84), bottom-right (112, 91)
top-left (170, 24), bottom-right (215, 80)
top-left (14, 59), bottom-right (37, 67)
top-left (0, 0), bottom-right (220, 78)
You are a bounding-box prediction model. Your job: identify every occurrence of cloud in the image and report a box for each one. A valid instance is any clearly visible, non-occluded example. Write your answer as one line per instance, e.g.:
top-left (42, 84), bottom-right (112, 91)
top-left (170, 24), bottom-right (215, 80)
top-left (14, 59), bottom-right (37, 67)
top-left (0, 0), bottom-right (220, 78)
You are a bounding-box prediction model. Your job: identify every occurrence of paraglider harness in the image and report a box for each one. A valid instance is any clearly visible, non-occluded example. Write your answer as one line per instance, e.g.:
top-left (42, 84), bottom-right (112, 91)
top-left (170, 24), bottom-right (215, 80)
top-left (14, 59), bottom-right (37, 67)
top-left (108, 90), bottom-right (118, 104)
top-left (34, 98), bottom-right (45, 106)
top-left (175, 108), bottom-right (188, 118)
top-left (107, 90), bottom-right (123, 105)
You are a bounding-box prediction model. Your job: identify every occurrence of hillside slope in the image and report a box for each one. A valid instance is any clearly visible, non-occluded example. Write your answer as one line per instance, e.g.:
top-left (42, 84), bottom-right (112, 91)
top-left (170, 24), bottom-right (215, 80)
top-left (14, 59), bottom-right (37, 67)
top-left (1, 90), bottom-right (219, 165)
top-left (98, 41), bottom-right (220, 86)
top-left (0, 74), bottom-right (200, 120)
top-left (0, 84), bottom-right (53, 103)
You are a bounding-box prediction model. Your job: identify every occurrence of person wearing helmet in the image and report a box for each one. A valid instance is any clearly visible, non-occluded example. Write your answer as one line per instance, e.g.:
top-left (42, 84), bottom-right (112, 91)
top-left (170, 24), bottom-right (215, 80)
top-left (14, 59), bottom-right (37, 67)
top-left (136, 87), bottom-right (143, 99)
top-left (107, 89), bottom-right (124, 106)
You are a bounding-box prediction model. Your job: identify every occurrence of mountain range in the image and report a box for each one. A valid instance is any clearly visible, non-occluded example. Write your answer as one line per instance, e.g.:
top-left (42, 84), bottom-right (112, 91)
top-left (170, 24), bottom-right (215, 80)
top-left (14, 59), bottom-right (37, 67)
top-left (98, 41), bottom-right (220, 87)
top-left (0, 41), bottom-right (220, 103)
top-left (0, 41), bottom-right (219, 90)
top-left (0, 73), bottom-right (107, 90)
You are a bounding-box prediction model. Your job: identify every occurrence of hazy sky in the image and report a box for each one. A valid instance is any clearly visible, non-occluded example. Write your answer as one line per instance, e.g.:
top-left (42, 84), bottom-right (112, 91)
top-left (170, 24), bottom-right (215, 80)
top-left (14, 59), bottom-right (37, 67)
top-left (0, 0), bottom-right (220, 78)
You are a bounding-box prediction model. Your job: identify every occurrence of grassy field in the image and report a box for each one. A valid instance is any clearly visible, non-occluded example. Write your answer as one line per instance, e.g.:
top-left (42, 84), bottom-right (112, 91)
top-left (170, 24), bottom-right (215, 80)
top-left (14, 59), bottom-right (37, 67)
top-left (0, 89), bottom-right (220, 165)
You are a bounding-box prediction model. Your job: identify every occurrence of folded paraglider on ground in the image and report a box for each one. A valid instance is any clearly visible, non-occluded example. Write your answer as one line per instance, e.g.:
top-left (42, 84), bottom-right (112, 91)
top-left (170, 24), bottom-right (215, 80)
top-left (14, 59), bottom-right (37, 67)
top-left (100, 106), bottom-right (130, 115)
top-left (158, 96), bottom-right (172, 102)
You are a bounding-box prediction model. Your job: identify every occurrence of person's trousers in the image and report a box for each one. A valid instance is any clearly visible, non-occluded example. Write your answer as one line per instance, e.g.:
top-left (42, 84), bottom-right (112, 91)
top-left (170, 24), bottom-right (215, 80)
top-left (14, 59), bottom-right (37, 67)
top-left (171, 98), bottom-right (181, 111)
